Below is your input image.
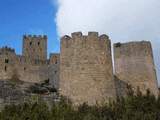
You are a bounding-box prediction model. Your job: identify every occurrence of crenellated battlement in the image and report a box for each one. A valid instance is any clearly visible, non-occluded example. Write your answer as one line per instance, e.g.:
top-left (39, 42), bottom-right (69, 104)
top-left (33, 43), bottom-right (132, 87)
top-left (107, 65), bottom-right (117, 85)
top-left (0, 46), bottom-right (15, 53)
top-left (61, 35), bottom-right (72, 41)
top-left (23, 35), bottom-right (47, 39)
top-left (61, 32), bottom-right (110, 48)
top-left (23, 34), bottom-right (48, 62)
top-left (61, 32), bottom-right (110, 40)
top-left (99, 34), bottom-right (109, 40)
top-left (88, 32), bottom-right (99, 38)
top-left (71, 32), bottom-right (83, 39)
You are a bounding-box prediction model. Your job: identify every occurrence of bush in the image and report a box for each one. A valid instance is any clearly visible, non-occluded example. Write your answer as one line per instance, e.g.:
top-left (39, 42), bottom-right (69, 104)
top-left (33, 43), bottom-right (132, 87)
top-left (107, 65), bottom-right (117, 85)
top-left (0, 89), bottom-right (160, 120)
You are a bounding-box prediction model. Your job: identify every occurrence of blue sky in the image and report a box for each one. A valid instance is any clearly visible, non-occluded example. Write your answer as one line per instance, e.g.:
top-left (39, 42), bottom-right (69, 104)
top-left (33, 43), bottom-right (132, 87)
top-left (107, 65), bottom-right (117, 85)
top-left (0, 0), bottom-right (59, 56)
top-left (0, 0), bottom-right (160, 83)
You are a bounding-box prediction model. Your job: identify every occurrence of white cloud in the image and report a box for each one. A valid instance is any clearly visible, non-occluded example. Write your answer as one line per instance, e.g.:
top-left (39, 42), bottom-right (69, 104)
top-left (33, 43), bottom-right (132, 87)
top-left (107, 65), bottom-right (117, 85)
top-left (55, 0), bottom-right (160, 84)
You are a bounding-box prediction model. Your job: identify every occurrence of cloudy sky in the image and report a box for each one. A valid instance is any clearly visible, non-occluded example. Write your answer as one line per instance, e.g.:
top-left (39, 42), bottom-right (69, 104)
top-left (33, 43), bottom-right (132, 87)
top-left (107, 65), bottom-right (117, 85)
top-left (0, 0), bottom-right (159, 84)
top-left (0, 0), bottom-right (59, 54)
top-left (55, 0), bottom-right (160, 84)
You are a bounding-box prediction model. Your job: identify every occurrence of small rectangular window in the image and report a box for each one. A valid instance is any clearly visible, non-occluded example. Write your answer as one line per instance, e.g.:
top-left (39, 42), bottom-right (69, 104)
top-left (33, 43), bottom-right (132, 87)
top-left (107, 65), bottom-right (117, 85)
top-left (5, 59), bottom-right (9, 63)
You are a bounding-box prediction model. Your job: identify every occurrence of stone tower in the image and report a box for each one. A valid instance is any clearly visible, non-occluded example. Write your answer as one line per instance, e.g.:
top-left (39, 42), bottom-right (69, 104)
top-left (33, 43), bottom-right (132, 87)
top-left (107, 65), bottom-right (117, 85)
top-left (114, 41), bottom-right (159, 96)
top-left (60, 32), bottom-right (116, 105)
top-left (23, 35), bottom-right (47, 61)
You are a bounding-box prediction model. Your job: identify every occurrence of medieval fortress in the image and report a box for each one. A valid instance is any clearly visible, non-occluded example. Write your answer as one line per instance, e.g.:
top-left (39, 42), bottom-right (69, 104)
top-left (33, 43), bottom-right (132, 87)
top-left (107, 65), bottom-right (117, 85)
top-left (0, 32), bottom-right (159, 105)
top-left (0, 35), bottom-right (59, 89)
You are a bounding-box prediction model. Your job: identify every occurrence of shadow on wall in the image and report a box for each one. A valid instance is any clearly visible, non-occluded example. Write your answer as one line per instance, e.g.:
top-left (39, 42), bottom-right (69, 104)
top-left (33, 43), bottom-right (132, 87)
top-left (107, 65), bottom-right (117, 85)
top-left (114, 75), bottom-right (128, 97)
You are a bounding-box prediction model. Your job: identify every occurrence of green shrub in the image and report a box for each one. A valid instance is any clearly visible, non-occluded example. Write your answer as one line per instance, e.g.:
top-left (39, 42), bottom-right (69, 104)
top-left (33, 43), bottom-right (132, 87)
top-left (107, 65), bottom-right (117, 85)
top-left (0, 89), bottom-right (160, 120)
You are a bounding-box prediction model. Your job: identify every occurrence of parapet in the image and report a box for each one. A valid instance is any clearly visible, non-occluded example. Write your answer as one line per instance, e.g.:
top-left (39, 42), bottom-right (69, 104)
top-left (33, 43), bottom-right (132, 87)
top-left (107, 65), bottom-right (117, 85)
top-left (61, 32), bottom-right (110, 48)
top-left (23, 35), bottom-right (47, 39)
top-left (0, 46), bottom-right (15, 53)
top-left (61, 32), bottom-right (110, 41)
top-left (114, 41), bottom-right (152, 57)
top-left (71, 32), bottom-right (83, 39)
top-left (88, 32), bottom-right (99, 38)
top-left (99, 34), bottom-right (109, 40)
top-left (61, 35), bottom-right (72, 41)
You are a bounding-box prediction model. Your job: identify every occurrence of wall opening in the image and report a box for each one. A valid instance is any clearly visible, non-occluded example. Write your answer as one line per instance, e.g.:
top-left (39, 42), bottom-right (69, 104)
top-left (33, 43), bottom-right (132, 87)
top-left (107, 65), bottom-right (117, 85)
top-left (38, 42), bottom-right (40, 46)
top-left (5, 66), bottom-right (7, 72)
top-left (30, 42), bottom-right (32, 46)
top-left (5, 59), bottom-right (9, 63)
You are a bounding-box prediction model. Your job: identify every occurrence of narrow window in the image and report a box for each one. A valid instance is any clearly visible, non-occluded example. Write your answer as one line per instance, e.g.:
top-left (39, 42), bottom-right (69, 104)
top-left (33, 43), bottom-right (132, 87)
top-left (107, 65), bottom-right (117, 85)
top-left (24, 67), bottom-right (26, 71)
top-left (38, 42), bottom-right (40, 46)
top-left (5, 66), bottom-right (7, 71)
top-left (29, 42), bottom-right (32, 46)
top-left (5, 59), bottom-right (9, 63)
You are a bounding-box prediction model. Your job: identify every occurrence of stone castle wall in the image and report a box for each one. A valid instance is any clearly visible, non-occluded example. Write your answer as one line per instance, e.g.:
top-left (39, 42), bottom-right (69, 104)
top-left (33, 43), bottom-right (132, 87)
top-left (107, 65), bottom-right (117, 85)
top-left (0, 32), bottom-right (159, 106)
top-left (23, 35), bottom-right (47, 62)
top-left (0, 37), bottom-right (59, 89)
top-left (59, 32), bottom-right (116, 105)
top-left (114, 41), bottom-right (159, 96)
top-left (49, 53), bottom-right (60, 89)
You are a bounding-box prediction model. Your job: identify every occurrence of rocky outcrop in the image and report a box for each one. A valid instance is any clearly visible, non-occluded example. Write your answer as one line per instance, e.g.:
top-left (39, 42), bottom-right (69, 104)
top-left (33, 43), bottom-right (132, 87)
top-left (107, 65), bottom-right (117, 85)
top-left (0, 79), bottom-right (59, 110)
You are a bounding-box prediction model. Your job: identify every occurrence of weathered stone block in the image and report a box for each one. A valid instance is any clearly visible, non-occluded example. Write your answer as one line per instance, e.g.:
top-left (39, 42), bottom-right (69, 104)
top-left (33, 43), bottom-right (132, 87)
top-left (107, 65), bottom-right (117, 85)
top-left (114, 41), bottom-right (159, 96)
top-left (60, 32), bottom-right (116, 105)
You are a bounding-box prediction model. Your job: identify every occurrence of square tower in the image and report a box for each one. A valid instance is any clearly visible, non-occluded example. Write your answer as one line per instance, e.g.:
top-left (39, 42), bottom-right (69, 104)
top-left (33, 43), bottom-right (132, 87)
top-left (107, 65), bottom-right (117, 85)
top-left (22, 35), bottom-right (47, 61)
top-left (60, 32), bottom-right (116, 105)
top-left (114, 41), bottom-right (159, 96)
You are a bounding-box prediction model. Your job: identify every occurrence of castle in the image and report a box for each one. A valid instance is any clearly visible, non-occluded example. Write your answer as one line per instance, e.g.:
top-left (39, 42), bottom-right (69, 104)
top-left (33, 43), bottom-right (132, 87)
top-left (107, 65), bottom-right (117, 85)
top-left (0, 35), bottom-right (59, 89)
top-left (0, 32), bottom-right (159, 105)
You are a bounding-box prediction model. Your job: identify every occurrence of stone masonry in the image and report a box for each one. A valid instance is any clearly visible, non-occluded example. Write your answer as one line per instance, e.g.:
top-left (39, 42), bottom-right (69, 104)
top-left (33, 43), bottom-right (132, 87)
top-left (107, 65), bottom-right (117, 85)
top-left (0, 32), bottom-right (159, 106)
top-left (59, 32), bottom-right (116, 105)
top-left (114, 41), bottom-right (159, 96)
top-left (23, 35), bottom-right (47, 62)
top-left (0, 36), bottom-right (59, 89)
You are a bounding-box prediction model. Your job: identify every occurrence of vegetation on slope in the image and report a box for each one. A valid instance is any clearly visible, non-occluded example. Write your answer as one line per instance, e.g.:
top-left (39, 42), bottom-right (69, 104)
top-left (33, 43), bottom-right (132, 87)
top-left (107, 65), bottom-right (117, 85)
top-left (0, 86), bottom-right (160, 120)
